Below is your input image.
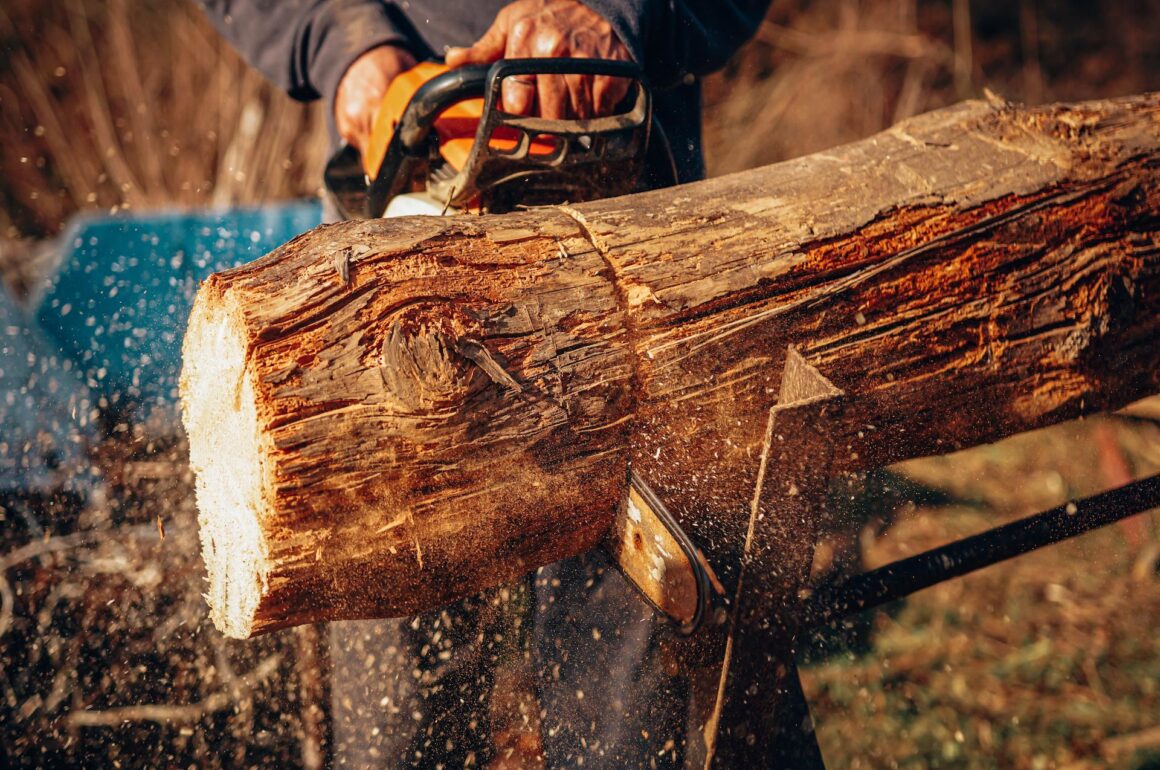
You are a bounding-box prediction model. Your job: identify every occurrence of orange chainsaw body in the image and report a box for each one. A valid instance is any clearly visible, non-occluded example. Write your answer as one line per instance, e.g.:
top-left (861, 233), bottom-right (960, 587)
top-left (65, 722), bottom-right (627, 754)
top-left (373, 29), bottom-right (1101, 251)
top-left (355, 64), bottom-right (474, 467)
top-left (363, 62), bottom-right (555, 186)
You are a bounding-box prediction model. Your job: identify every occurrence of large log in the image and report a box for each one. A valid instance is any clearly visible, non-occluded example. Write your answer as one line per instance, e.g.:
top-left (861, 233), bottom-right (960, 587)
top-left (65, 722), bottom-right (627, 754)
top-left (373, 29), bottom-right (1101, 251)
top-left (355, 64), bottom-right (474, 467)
top-left (181, 93), bottom-right (1160, 640)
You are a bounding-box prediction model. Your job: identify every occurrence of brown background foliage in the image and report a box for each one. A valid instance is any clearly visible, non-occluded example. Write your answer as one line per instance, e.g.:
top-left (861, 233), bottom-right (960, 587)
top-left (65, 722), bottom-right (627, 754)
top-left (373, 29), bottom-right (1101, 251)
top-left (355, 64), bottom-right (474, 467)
top-left (1, 0), bottom-right (1157, 240)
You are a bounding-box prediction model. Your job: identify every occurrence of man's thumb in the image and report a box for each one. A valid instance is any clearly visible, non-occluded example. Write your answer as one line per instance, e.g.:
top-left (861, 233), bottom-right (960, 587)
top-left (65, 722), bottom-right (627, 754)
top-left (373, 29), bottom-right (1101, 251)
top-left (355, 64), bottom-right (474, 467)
top-left (446, 18), bottom-right (507, 66)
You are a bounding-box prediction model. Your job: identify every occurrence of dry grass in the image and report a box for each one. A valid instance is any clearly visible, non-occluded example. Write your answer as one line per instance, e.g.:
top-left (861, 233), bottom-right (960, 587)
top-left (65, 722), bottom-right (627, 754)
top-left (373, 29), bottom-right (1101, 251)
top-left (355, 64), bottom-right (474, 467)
top-left (0, 0), bottom-right (328, 240)
top-left (803, 407), bottom-right (1160, 769)
top-left (702, 0), bottom-right (1160, 174)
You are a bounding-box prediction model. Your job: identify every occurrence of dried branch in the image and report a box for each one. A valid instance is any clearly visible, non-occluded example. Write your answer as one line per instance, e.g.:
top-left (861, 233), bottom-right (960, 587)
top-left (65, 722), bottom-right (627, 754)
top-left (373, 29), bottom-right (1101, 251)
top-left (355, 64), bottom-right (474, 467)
top-left (1102, 724), bottom-right (1160, 761)
top-left (758, 20), bottom-right (953, 64)
top-left (0, 527), bottom-right (158, 638)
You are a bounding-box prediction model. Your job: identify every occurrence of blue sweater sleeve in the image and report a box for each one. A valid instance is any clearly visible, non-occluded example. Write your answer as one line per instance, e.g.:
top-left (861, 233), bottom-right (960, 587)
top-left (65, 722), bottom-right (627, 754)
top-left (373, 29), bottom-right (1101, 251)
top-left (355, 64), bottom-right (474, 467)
top-left (199, 0), bottom-right (770, 105)
top-left (198, 0), bottom-right (412, 104)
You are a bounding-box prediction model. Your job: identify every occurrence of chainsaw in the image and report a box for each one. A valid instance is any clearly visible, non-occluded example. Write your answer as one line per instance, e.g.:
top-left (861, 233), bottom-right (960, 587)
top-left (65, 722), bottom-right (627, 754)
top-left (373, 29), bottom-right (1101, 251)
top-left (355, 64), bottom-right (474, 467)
top-left (323, 57), bottom-right (711, 632)
top-left (323, 57), bottom-right (677, 217)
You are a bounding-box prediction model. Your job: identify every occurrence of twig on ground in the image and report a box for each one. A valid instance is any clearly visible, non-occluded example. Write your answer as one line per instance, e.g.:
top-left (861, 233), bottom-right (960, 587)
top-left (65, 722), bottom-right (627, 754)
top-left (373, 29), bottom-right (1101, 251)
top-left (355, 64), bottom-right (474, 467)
top-left (1102, 724), bottom-right (1160, 761)
top-left (65, 654), bottom-right (281, 728)
top-left (0, 526), bottom-right (159, 637)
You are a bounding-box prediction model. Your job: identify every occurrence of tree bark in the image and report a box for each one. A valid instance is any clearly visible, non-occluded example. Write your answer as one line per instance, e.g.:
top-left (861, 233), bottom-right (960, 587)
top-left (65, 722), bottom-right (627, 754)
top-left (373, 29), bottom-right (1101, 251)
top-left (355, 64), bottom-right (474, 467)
top-left (181, 92), bottom-right (1160, 639)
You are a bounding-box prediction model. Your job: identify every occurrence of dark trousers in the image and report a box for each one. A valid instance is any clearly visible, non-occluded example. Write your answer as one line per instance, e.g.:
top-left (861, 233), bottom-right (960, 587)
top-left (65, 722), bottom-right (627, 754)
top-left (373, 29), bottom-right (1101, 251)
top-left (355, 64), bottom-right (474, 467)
top-left (330, 551), bottom-right (687, 769)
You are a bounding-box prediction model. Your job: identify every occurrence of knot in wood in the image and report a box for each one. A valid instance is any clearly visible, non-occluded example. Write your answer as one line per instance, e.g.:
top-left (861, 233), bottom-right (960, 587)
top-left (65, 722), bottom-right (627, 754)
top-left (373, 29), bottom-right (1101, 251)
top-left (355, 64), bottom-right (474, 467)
top-left (379, 304), bottom-right (482, 413)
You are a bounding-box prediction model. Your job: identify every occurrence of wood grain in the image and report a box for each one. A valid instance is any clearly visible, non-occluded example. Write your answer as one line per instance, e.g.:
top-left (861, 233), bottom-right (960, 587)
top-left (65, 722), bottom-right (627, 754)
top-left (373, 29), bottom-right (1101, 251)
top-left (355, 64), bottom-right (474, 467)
top-left (182, 92), bottom-right (1160, 639)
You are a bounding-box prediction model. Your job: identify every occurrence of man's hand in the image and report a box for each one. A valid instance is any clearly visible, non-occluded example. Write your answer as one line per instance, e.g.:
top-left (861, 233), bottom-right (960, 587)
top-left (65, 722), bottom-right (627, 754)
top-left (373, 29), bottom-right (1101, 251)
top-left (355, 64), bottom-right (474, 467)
top-left (445, 0), bottom-right (632, 120)
top-left (335, 45), bottom-right (418, 155)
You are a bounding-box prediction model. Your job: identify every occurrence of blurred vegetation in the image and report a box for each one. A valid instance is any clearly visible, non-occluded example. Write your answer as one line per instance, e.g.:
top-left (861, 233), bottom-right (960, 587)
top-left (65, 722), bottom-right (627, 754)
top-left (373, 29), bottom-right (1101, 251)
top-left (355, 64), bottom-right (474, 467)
top-left (703, 0), bottom-right (1160, 174)
top-left (1, 0), bottom-right (1157, 241)
top-left (803, 407), bottom-right (1160, 769)
top-left (0, 0), bottom-right (328, 241)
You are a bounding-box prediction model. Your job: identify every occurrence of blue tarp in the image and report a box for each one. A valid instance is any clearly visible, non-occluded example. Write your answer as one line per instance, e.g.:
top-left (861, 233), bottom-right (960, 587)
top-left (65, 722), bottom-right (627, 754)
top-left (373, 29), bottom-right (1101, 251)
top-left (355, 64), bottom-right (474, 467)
top-left (35, 200), bottom-right (322, 416)
top-left (0, 288), bottom-right (94, 491)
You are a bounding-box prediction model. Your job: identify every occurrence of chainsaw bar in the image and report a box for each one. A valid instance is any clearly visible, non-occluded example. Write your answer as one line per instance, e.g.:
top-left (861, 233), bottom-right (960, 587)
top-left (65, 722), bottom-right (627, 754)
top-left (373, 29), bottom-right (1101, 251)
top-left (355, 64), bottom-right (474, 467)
top-left (605, 470), bottom-right (712, 634)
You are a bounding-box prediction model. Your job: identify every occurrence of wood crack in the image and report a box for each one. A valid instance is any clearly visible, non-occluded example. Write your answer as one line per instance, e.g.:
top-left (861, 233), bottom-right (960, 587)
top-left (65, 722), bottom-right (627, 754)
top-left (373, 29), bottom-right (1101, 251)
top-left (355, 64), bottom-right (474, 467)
top-left (650, 176), bottom-right (1123, 371)
top-left (555, 203), bottom-right (643, 433)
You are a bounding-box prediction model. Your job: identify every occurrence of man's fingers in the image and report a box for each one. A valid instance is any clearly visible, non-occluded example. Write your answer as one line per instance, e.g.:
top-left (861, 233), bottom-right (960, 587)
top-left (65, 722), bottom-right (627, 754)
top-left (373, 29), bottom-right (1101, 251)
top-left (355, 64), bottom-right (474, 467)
top-left (501, 16), bottom-right (546, 115)
top-left (334, 45), bottom-right (417, 155)
top-left (536, 73), bottom-right (569, 119)
top-left (564, 72), bottom-right (593, 119)
top-left (445, 14), bottom-right (508, 66)
top-left (447, 0), bottom-right (634, 119)
top-left (443, 47), bottom-right (469, 68)
top-left (502, 75), bottom-right (536, 115)
top-left (593, 75), bottom-right (631, 116)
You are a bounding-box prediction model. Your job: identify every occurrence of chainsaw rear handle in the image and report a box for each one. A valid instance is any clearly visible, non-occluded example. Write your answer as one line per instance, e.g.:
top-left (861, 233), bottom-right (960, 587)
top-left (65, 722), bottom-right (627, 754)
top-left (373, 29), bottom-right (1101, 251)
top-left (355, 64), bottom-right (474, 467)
top-left (481, 57), bottom-right (643, 119)
top-left (427, 58), bottom-right (652, 210)
top-left (392, 64), bottom-right (490, 152)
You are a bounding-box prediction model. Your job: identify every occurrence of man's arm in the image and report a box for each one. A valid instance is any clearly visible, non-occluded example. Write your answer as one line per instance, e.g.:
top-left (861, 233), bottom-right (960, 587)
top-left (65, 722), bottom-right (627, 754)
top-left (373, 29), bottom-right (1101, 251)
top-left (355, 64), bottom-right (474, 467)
top-left (199, 0), bottom-right (417, 150)
top-left (198, 0), bottom-right (410, 104)
top-left (200, 0), bottom-right (771, 146)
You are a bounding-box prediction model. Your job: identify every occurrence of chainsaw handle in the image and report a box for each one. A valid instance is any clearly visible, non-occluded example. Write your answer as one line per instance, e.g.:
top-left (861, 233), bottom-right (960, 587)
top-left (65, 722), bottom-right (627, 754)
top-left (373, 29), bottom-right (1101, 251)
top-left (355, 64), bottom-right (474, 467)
top-left (484, 56), bottom-right (642, 89)
top-left (483, 59), bottom-right (644, 130)
top-left (395, 59), bottom-right (644, 151)
top-left (429, 57), bottom-right (650, 210)
top-left (365, 58), bottom-right (650, 217)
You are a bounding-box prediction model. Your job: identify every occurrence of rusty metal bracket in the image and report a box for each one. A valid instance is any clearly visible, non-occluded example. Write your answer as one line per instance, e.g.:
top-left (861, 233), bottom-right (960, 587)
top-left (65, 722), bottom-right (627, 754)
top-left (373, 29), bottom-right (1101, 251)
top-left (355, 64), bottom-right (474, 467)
top-left (706, 345), bottom-right (844, 770)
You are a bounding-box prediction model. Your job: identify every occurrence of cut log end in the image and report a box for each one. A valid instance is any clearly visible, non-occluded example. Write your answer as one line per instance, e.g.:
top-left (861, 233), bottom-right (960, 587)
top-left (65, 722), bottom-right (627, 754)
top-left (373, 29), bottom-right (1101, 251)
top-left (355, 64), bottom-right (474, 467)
top-left (180, 293), bottom-right (266, 639)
